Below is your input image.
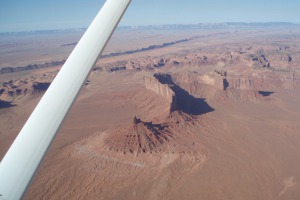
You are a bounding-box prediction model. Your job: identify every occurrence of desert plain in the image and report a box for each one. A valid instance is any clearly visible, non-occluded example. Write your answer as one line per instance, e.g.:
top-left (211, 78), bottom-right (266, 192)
top-left (1, 23), bottom-right (300, 199)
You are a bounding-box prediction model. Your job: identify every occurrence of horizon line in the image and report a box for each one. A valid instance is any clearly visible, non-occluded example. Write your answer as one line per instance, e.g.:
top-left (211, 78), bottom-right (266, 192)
top-left (1, 21), bottom-right (299, 34)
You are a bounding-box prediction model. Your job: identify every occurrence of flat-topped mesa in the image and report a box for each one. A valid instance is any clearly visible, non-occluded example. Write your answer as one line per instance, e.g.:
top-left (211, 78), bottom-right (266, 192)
top-left (143, 76), bottom-right (177, 113)
top-left (150, 73), bottom-right (214, 115)
top-left (170, 72), bottom-right (275, 103)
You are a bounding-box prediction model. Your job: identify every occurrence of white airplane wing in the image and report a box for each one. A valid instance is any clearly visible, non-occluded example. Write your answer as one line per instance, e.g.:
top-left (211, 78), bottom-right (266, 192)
top-left (0, 0), bottom-right (131, 199)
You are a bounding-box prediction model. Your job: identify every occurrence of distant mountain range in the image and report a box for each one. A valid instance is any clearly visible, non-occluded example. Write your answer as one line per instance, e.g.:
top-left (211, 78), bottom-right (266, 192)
top-left (1, 22), bottom-right (300, 35)
top-left (119, 22), bottom-right (300, 30)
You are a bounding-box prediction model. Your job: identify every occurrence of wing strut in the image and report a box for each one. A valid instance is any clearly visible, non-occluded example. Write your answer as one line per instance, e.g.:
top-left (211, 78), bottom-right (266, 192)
top-left (0, 0), bottom-right (131, 199)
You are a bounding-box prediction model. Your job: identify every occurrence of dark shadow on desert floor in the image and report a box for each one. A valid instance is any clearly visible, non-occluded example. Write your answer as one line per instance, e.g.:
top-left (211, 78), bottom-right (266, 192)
top-left (258, 91), bottom-right (274, 97)
top-left (223, 78), bottom-right (229, 90)
top-left (0, 100), bottom-right (15, 109)
top-left (154, 73), bottom-right (215, 115)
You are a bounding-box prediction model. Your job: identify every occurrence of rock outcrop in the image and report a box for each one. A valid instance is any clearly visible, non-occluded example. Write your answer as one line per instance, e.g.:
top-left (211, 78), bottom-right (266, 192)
top-left (0, 80), bottom-right (28, 102)
top-left (227, 78), bottom-right (255, 90)
top-left (101, 112), bottom-right (206, 157)
top-left (32, 82), bottom-right (51, 92)
top-left (0, 78), bottom-right (53, 104)
top-left (147, 73), bottom-right (215, 115)
top-left (144, 76), bottom-right (176, 113)
top-left (170, 72), bottom-right (279, 103)
top-left (0, 60), bottom-right (65, 74)
top-left (103, 118), bottom-right (174, 155)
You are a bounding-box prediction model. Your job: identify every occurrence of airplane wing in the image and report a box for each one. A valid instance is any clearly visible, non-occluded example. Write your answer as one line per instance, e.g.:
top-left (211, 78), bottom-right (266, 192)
top-left (0, 0), bottom-right (131, 199)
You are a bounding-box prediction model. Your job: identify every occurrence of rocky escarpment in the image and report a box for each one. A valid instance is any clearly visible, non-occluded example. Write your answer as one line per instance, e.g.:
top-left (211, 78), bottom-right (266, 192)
top-left (100, 36), bottom-right (201, 59)
top-left (170, 71), bottom-right (280, 103)
top-left (0, 80), bottom-right (29, 102)
top-left (98, 44), bottom-right (298, 73)
top-left (0, 60), bottom-right (65, 74)
top-left (32, 82), bottom-right (51, 92)
top-left (143, 75), bottom-right (177, 114)
top-left (0, 78), bottom-right (52, 105)
top-left (250, 53), bottom-right (270, 68)
top-left (120, 43), bottom-right (300, 72)
top-left (227, 78), bottom-right (255, 90)
top-left (0, 36), bottom-right (201, 74)
top-left (144, 76), bottom-right (175, 104)
top-left (144, 73), bottom-right (214, 115)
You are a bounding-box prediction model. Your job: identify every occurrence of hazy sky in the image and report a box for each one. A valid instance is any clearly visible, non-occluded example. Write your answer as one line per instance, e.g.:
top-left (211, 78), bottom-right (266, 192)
top-left (0, 0), bottom-right (300, 32)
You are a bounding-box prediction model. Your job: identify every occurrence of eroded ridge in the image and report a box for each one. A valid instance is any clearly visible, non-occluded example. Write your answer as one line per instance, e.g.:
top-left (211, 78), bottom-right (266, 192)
top-left (103, 117), bottom-right (174, 155)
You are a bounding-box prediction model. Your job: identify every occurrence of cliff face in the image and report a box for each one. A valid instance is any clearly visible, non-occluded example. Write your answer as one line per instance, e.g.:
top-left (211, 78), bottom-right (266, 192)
top-left (172, 72), bottom-right (257, 92)
top-left (170, 72), bottom-right (280, 103)
top-left (32, 82), bottom-right (51, 93)
top-left (144, 73), bottom-right (214, 116)
top-left (144, 76), bottom-right (177, 114)
top-left (143, 76), bottom-right (175, 105)
top-left (227, 78), bottom-right (255, 90)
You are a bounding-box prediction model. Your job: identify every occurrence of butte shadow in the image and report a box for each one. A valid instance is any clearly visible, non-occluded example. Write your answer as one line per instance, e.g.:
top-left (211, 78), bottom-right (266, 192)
top-left (258, 91), bottom-right (274, 97)
top-left (0, 100), bottom-right (15, 109)
top-left (153, 73), bottom-right (214, 115)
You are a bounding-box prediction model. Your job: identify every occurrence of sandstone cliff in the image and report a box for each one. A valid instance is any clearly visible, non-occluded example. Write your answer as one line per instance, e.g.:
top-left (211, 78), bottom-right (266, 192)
top-left (171, 72), bottom-right (276, 103)
top-left (143, 76), bottom-right (176, 112)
